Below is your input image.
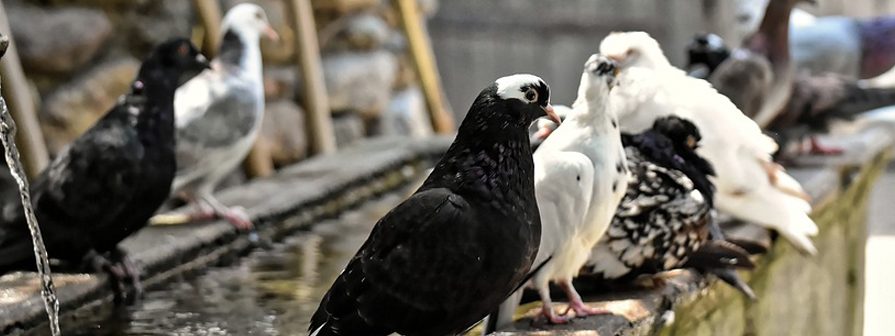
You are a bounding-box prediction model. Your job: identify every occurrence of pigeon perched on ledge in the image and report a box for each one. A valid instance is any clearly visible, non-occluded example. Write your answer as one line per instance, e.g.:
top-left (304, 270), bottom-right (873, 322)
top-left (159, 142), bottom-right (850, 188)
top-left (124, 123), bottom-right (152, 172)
top-left (152, 4), bottom-right (279, 230)
top-left (584, 116), bottom-right (757, 299)
top-left (685, 33), bottom-right (730, 79)
top-left (490, 55), bottom-right (628, 327)
top-left (308, 74), bottom-right (559, 336)
top-left (0, 39), bottom-right (208, 297)
top-left (534, 55), bottom-right (626, 324)
top-left (599, 31), bottom-right (818, 255)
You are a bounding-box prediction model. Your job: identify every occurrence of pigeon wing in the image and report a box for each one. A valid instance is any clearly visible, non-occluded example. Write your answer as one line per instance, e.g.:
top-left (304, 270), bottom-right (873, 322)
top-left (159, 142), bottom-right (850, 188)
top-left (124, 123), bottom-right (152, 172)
top-left (173, 78), bottom-right (259, 191)
top-left (0, 112), bottom-right (143, 268)
top-left (310, 187), bottom-right (495, 335)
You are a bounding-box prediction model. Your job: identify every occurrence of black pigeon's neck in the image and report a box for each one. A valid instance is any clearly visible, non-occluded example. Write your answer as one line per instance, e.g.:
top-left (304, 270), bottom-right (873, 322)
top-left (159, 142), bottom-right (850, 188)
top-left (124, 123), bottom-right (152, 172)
top-left (218, 28), bottom-right (246, 66)
top-left (131, 62), bottom-right (178, 146)
top-left (423, 102), bottom-right (536, 214)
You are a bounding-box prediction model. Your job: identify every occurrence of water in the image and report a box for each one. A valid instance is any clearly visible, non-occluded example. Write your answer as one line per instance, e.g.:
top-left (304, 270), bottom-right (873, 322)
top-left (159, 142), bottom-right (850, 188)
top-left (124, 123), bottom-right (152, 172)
top-left (62, 191), bottom-right (408, 336)
top-left (0, 69), bottom-right (61, 333)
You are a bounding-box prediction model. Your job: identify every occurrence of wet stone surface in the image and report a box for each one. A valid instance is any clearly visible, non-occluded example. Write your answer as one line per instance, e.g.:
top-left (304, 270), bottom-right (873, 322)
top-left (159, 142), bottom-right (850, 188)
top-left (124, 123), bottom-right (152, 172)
top-left (57, 191), bottom-right (407, 336)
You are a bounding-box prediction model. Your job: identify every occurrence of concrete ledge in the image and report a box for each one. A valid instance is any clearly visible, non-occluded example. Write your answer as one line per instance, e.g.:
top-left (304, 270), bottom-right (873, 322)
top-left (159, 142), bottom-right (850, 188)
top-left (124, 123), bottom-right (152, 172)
top-left (0, 136), bottom-right (452, 335)
top-left (3, 126), bottom-right (890, 336)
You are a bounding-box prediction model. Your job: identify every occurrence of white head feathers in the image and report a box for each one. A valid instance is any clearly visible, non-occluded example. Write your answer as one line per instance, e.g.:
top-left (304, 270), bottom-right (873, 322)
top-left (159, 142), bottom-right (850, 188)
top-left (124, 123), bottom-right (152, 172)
top-left (221, 3), bottom-right (277, 40)
top-left (599, 31), bottom-right (671, 70)
top-left (495, 74), bottom-right (548, 103)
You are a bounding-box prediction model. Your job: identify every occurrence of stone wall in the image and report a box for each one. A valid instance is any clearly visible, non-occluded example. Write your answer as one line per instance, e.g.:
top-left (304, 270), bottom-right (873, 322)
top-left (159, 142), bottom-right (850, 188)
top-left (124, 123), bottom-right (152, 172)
top-left (657, 152), bottom-right (887, 336)
top-left (4, 0), bottom-right (435, 168)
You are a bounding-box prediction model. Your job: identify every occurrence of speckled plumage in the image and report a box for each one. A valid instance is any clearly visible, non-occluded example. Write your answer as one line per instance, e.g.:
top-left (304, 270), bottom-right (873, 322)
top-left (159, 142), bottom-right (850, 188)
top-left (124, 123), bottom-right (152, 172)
top-left (588, 144), bottom-right (711, 278)
top-left (584, 117), bottom-right (756, 298)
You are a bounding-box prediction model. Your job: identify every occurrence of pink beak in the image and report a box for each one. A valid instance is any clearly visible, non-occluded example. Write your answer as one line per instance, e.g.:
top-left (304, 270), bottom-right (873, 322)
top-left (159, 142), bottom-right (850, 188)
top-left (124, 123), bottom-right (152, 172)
top-left (543, 104), bottom-right (561, 125)
top-left (263, 25), bottom-right (280, 42)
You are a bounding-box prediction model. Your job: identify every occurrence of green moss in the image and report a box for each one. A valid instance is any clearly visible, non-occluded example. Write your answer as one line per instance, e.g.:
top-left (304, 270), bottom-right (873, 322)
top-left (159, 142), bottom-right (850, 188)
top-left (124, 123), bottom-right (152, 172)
top-left (660, 150), bottom-right (890, 336)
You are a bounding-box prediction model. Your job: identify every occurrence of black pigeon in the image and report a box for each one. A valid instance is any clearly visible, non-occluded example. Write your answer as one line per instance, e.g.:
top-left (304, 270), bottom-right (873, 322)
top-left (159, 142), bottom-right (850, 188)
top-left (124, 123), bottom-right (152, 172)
top-left (308, 74), bottom-right (559, 336)
top-left (685, 33), bottom-right (730, 79)
top-left (584, 116), bottom-right (757, 298)
top-left (0, 38), bottom-right (209, 296)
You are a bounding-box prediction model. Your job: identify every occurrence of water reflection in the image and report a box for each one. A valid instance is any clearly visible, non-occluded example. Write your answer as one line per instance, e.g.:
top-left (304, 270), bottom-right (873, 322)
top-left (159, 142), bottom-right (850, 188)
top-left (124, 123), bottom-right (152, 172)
top-left (63, 192), bottom-right (405, 336)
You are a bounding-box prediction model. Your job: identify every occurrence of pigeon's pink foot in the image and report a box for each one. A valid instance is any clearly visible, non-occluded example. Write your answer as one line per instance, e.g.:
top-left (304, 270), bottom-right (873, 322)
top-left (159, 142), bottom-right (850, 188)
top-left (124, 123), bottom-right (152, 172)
top-left (539, 304), bottom-right (572, 325)
top-left (220, 206), bottom-right (253, 231)
top-left (564, 300), bottom-right (611, 317)
top-left (808, 137), bottom-right (844, 156)
top-left (559, 280), bottom-right (610, 318)
top-left (188, 201), bottom-right (216, 222)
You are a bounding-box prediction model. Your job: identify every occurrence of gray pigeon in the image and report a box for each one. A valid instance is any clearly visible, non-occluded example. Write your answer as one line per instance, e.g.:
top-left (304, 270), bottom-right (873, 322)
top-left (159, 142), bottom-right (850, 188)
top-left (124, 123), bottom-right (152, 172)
top-left (153, 4), bottom-right (278, 229)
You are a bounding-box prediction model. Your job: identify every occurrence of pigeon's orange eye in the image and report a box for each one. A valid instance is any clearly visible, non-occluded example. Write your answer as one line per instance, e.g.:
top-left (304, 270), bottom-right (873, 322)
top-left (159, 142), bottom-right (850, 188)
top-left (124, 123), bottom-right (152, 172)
top-left (255, 11), bottom-right (263, 20)
top-left (524, 88), bottom-right (538, 103)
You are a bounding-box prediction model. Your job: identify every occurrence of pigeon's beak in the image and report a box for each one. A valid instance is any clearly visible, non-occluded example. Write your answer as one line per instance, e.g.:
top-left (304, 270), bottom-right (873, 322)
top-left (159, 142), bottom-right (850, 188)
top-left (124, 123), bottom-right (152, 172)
top-left (543, 104), bottom-right (561, 126)
top-left (196, 54), bottom-right (211, 69)
top-left (263, 25), bottom-right (280, 42)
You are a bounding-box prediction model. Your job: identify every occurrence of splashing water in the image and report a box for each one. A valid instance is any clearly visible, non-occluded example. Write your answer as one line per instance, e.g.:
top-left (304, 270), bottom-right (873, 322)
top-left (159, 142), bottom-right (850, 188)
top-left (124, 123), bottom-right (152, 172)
top-left (0, 44), bottom-right (62, 335)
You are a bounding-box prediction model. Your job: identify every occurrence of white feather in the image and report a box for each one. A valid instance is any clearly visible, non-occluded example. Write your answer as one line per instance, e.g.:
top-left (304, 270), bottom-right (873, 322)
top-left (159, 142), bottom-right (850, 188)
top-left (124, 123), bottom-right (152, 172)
top-left (171, 4), bottom-right (269, 197)
top-left (491, 55), bottom-right (628, 330)
top-left (601, 32), bottom-right (818, 254)
top-left (495, 74), bottom-right (546, 102)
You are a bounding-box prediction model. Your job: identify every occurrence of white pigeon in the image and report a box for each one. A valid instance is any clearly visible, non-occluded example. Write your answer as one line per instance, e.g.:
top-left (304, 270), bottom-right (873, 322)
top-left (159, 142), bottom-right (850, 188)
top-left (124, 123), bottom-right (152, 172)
top-left (598, 31), bottom-right (818, 255)
top-left (152, 4), bottom-right (279, 229)
top-left (489, 54), bottom-right (628, 329)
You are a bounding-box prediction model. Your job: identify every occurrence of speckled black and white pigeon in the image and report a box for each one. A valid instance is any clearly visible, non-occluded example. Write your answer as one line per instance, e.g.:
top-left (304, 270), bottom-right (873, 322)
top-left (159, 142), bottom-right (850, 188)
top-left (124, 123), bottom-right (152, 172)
top-left (584, 116), bottom-right (757, 299)
top-left (153, 3), bottom-right (279, 230)
top-left (0, 39), bottom-right (208, 295)
top-left (308, 74), bottom-right (559, 336)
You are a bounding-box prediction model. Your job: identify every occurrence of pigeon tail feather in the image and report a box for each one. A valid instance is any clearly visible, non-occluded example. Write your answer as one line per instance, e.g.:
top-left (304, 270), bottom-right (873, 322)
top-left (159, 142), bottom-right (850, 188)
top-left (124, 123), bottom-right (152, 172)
top-left (716, 189), bottom-right (818, 255)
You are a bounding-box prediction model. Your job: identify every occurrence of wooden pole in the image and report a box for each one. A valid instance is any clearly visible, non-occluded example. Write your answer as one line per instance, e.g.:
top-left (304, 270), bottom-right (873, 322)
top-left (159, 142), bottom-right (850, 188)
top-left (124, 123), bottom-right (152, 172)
top-left (192, 0), bottom-right (222, 59)
top-left (243, 140), bottom-right (275, 177)
top-left (0, 3), bottom-right (48, 178)
top-left (286, 0), bottom-right (337, 154)
top-left (395, 0), bottom-right (455, 134)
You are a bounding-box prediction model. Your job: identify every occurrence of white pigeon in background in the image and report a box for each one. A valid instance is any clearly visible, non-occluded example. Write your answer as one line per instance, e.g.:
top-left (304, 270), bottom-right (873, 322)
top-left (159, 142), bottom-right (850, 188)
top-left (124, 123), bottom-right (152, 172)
top-left (151, 4), bottom-right (279, 229)
top-left (598, 31), bottom-right (818, 255)
top-left (488, 54), bottom-right (627, 330)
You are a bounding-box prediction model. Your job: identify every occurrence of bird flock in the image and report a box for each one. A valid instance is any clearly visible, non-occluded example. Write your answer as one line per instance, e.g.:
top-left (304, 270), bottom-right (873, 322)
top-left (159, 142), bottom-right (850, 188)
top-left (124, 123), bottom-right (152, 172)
top-left (0, 0), bottom-right (891, 335)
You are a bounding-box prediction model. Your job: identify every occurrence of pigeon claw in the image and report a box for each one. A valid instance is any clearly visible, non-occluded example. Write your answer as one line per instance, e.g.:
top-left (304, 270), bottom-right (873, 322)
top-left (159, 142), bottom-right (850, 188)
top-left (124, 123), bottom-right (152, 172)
top-left (537, 304), bottom-right (572, 325)
top-left (86, 250), bottom-right (143, 304)
top-left (220, 206), bottom-right (253, 231)
top-left (564, 300), bottom-right (611, 318)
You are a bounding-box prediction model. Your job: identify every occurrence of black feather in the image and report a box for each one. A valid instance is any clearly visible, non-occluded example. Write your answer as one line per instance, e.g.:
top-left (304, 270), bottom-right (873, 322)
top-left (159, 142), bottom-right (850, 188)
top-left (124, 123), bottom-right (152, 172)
top-left (309, 79), bottom-right (549, 336)
top-left (0, 38), bottom-right (207, 273)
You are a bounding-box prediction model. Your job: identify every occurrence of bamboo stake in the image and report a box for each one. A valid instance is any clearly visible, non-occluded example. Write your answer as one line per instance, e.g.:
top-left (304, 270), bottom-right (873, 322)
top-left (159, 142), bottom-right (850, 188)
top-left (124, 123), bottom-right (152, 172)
top-left (192, 0), bottom-right (223, 59)
top-left (0, 3), bottom-right (48, 178)
top-left (286, 0), bottom-right (337, 154)
top-left (243, 140), bottom-right (275, 177)
top-left (395, 0), bottom-right (455, 134)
